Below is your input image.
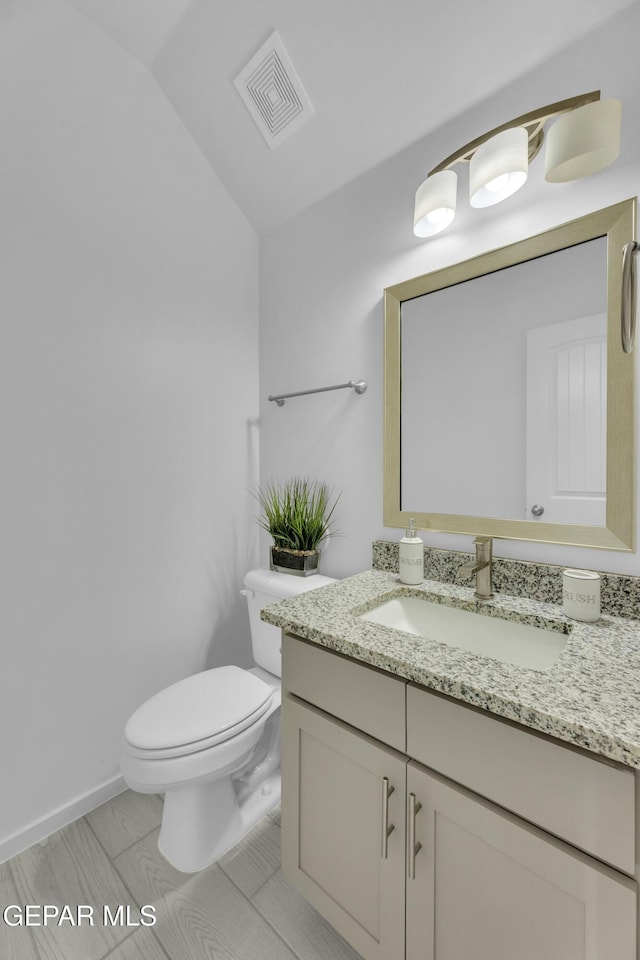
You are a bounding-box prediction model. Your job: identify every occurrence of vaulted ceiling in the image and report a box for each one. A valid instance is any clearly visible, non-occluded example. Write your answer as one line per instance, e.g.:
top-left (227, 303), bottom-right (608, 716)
top-left (67, 0), bottom-right (638, 233)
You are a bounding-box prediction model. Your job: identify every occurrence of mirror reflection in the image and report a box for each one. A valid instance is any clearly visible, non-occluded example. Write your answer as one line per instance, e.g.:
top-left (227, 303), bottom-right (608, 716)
top-left (401, 238), bottom-right (607, 526)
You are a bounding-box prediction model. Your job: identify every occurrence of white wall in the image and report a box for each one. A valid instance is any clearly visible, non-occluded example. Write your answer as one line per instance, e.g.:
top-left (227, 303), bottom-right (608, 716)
top-left (260, 3), bottom-right (640, 578)
top-left (0, 0), bottom-right (259, 855)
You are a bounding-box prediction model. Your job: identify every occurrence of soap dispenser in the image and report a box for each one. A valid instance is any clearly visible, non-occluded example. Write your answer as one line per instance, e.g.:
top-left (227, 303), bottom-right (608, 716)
top-left (399, 519), bottom-right (424, 585)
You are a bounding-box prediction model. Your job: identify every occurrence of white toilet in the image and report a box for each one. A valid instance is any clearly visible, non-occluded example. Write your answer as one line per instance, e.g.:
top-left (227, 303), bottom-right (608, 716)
top-left (120, 568), bottom-right (335, 873)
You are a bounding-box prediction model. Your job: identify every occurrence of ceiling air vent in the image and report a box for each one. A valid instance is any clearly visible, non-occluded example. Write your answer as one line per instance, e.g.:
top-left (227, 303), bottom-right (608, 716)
top-left (234, 31), bottom-right (314, 148)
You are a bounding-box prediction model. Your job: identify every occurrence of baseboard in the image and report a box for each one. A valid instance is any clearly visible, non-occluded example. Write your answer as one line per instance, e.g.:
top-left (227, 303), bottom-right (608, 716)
top-left (0, 774), bottom-right (127, 864)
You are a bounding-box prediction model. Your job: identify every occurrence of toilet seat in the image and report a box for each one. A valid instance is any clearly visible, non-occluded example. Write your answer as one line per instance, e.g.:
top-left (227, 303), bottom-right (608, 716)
top-left (124, 666), bottom-right (273, 761)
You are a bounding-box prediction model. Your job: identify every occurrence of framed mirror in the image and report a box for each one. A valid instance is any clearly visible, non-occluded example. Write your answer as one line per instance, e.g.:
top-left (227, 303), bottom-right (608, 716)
top-left (384, 199), bottom-right (637, 550)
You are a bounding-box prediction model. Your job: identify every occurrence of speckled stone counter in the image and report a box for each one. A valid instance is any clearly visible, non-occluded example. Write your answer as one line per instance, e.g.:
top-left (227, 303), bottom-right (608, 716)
top-left (372, 540), bottom-right (640, 617)
top-left (262, 569), bottom-right (640, 769)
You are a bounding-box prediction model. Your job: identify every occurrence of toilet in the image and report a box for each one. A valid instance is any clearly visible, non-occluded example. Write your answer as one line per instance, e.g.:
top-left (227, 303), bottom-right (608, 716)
top-left (120, 568), bottom-right (335, 873)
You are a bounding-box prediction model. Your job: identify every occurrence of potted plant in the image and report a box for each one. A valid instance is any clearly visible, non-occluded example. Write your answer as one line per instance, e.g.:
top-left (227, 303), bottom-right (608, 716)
top-left (254, 477), bottom-right (340, 576)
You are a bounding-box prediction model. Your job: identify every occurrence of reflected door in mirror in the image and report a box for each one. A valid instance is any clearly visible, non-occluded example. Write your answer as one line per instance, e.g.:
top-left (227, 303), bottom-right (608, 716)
top-left (526, 314), bottom-right (606, 525)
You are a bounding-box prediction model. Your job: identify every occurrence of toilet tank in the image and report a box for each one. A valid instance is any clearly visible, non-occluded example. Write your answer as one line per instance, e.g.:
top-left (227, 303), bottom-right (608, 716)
top-left (243, 568), bottom-right (336, 678)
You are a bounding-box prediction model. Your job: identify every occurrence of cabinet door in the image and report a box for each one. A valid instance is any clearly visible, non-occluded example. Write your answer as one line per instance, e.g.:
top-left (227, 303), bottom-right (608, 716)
top-left (406, 763), bottom-right (636, 960)
top-left (282, 694), bottom-right (407, 960)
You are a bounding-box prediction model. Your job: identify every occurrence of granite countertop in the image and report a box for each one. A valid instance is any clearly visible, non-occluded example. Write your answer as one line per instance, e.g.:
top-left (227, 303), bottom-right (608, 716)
top-left (261, 569), bottom-right (640, 769)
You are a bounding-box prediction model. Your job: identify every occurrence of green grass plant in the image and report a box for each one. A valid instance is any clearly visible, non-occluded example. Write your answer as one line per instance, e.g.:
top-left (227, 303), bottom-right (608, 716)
top-left (254, 477), bottom-right (340, 553)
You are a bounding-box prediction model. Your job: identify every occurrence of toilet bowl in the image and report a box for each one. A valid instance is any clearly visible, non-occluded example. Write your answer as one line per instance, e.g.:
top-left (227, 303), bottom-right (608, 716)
top-left (121, 568), bottom-right (335, 873)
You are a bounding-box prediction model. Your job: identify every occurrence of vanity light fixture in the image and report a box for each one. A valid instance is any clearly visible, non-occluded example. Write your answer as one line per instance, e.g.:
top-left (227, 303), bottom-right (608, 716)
top-left (413, 169), bottom-right (457, 237)
top-left (469, 127), bottom-right (529, 208)
top-left (545, 98), bottom-right (622, 182)
top-left (413, 91), bottom-right (622, 238)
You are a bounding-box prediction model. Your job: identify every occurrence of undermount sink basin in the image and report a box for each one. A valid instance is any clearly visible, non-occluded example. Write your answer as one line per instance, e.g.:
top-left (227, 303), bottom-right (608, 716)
top-left (358, 595), bottom-right (568, 671)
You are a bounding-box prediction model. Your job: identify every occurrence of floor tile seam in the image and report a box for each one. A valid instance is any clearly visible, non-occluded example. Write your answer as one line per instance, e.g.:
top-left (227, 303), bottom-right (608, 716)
top-left (109, 855), bottom-right (152, 915)
top-left (217, 851), bottom-right (281, 901)
top-left (100, 856), bottom-right (174, 960)
top-left (92, 925), bottom-right (137, 960)
top-left (108, 845), bottom-right (300, 960)
top-left (216, 816), bottom-right (282, 899)
top-left (104, 822), bottom-right (166, 864)
top-left (103, 848), bottom-right (283, 960)
top-left (100, 927), bottom-right (172, 960)
top-left (83, 815), bottom-right (150, 915)
top-left (88, 811), bottom-right (290, 958)
top-left (248, 888), bottom-right (311, 960)
top-left (83, 811), bottom-right (160, 871)
top-left (6, 830), bottom-right (146, 960)
top-left (8, 818), bottom-right (137, 900)
top-left (217, 859), bottom-right (272, 903)
top-left (216, 860), bottom-right (302, 960)
top-left (250, 898), bottom-right (307, 960)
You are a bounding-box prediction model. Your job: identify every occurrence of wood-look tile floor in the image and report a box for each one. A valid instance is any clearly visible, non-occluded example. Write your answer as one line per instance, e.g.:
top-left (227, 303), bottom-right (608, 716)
top-left (1, 791), bottom-right (362, 960)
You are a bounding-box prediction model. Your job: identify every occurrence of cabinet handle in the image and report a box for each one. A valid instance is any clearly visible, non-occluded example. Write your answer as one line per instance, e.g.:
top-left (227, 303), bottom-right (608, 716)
top-left (407, 792), bottom-right (422, 879)
top-left (380, 776), bottom-right (395, 859)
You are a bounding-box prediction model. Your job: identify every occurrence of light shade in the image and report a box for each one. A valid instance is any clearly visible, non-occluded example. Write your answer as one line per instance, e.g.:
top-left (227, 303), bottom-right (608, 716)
top-left (545, 98), bottom-right (621, 183)
top-left (413, 170), bottom-right (457, 237)
top-left (469, 127), bottom-right (528, 208)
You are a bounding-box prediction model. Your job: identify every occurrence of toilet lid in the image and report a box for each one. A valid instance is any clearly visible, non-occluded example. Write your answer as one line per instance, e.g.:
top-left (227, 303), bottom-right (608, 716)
top-left (124, 666), bottom-right (273, 751)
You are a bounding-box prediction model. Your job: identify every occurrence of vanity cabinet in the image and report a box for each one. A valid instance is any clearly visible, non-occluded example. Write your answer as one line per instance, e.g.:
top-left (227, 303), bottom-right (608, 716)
top-left (282, 695), bottom-right (407, 960)
top-left (407, 764), bottom-right (635, 960)
top-left (281, 633), bottom-right (637, 960)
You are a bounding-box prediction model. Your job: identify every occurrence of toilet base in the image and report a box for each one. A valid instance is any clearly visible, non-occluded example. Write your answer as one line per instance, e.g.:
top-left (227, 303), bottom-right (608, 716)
top-left (158, 771), bottom-right (281, 873)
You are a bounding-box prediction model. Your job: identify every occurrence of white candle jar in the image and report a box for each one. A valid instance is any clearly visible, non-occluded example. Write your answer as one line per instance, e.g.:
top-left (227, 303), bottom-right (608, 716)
top-left (562, 569), bottom-right (601, 622)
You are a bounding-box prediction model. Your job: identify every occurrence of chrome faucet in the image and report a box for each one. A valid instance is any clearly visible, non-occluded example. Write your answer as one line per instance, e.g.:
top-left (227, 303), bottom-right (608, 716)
top-left (458, 536), bottom-right (493, 599)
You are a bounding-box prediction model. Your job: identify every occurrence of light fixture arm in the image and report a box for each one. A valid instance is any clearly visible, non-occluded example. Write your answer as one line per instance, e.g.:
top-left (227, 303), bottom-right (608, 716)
top-left (429, 91), bottom-right (601, 176)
